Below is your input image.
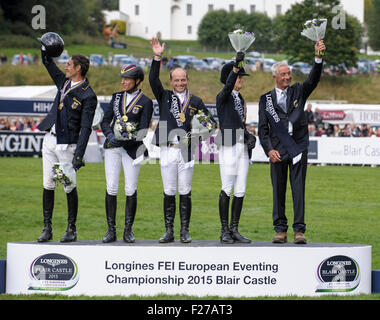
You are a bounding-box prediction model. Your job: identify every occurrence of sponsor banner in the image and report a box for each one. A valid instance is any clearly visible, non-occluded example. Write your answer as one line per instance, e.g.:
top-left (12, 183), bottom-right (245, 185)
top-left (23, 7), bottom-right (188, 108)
top-left (0, 98), bottom-right (218, 121)
top-left (6, 242), bottom-right (371, 297)
top-left (308, 137), bottom-right (380, 165)
top-left (0, 131), bottom-right (44, 156)
top-left (319, 109), bottom-right (380, 125)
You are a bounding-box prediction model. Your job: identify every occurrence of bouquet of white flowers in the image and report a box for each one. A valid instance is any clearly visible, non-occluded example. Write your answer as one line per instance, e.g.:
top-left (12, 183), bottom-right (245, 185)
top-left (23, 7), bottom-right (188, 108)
top-left (301, 18), bottom-right (327, 56)
top-left (228, 27), bottom-right (255, 68)
top-left (183, 110), bottom-right (217, 145)
top-left (192, 110), bottom-right (216, 133)
top-left (52, 163), bottom-right (75, 187)
top-left (113, 116), bottom-right (138, 141)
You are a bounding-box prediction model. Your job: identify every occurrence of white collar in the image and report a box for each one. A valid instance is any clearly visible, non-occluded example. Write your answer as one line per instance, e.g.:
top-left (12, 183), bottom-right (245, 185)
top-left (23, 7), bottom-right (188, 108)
top-left (275, 87), bottom-right (288, 95)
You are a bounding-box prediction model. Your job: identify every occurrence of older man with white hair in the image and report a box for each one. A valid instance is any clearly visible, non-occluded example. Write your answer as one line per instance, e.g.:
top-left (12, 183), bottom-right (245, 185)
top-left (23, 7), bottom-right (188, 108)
top-left (258, 41), bottom-right (325, 244)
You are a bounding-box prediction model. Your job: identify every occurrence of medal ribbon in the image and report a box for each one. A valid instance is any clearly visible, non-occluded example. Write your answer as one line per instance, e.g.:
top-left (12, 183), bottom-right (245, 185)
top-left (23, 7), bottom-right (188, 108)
top-left (178, 89), bottom-right (191, 114)
top-left (123, 90), bottom-right (143, 115)
top-left (60, 79), bottom-right (86, 104)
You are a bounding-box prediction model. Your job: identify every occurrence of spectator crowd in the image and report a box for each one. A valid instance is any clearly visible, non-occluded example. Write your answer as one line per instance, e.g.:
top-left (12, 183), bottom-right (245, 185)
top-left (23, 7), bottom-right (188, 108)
top-left (1, 112), bottom-right (380, 138)
top-left (0, 116), bottom-right (43, 132)
top-left (304, 104), bottom-right (380, 137)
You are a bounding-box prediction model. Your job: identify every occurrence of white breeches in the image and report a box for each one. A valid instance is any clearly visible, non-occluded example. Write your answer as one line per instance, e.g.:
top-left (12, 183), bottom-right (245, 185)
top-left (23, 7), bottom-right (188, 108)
top-left (218, 143), bottom-right (249, 197)
top-left (42, 131), bottom-right (77, 193)
top-left (104, 147), bottom-right (141, 196)
top-left (160, 146), bottom-right (194, 196)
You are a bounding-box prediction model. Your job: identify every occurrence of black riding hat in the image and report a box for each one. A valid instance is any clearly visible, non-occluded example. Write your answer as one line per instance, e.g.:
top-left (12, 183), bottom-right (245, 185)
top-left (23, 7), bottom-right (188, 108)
top-left (37, 32), bottom-right (64, 58)
top-left (120, 64), bottom-right (144, 81)
top-left (220, 61), bottom-right (249, 84)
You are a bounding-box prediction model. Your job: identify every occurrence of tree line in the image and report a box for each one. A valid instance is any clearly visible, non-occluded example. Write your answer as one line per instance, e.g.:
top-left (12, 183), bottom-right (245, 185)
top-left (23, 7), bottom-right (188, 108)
top-left (198, 0), bottom-right (364, 69)
top-left (0, 0), bottom-right (117, 38)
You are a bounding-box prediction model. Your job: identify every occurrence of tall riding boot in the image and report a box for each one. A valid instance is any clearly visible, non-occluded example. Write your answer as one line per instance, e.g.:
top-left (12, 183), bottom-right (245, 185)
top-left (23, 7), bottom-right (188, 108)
top-left (102, 192), bottom-right (117, 243)
top-left (123, 191), bottom-right (137, 243)
top-left (37, 188), bottom-right (54, 242)
top-left (60, 187), bottom-right (78, 242)
top-left (179, 192), bottom-right (192, 243)
top-left (230, 196), bottom-right (251, 243)
top-left (159, 193), bottom-right (176, 243)
top-left (219, 190), bottom-right (234, 243)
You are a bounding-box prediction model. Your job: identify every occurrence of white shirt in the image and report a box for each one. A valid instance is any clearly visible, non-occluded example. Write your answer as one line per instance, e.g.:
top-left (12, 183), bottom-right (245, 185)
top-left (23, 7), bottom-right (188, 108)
top-left (125, 89), bottom-right (139, 106)
top-left (174, 90), bottom-right (186, 104)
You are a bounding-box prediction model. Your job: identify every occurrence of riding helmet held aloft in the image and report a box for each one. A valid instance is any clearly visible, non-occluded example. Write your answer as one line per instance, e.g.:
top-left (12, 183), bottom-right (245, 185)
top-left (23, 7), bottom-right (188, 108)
top-left (220, 61), bottom-right (249, 84)
top-left (37, 32), bottom-right (64, 58)
top-left (120, 64), bottom-right (144, 81)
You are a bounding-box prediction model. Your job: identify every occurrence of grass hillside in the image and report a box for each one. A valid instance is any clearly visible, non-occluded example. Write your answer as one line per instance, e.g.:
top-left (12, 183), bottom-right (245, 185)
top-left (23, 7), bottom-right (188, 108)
top-left (1, 35), bottom-right (380, 103)
top-left (2, 63), bottom-right (380, 104)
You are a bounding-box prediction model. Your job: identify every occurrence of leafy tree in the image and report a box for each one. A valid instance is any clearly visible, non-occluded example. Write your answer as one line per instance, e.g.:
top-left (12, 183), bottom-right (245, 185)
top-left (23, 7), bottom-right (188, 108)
top-left (368, 0), bottom-right (380, 50)
top-left (198, 10), bottom-right (232, 50)
top-left (198, 9), bottom-right (276, 52)
top-left (277, 0), bottom-right (363, 70)
top-left (0, 0), bottom-right (104, 37)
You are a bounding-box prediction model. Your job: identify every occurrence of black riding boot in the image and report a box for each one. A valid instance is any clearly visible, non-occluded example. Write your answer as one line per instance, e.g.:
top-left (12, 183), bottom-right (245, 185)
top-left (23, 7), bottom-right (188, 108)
top-left (37, 188), bottom-right (54, 242)
top-left (159, 193), bottom-right (176, 243)
top-left (102, 192), bottom-right (117, 243)
top-left (219, 190), bottom-right (234, 243)
top-left (123, 191), bottom-right (137, 243)
top-left (179, 192), bottom-right (192, 243)
top-left (60, 187), bottom-right (78, 242)
top-left (230, 196), bottom-right (251, 243)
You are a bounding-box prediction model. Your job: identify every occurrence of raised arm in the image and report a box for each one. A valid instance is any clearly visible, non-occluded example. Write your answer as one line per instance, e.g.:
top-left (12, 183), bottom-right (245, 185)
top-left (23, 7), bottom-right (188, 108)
top-left (301, 40), bottom-right (325, 99)
top-left (149, 38), bottom-right (166, 103)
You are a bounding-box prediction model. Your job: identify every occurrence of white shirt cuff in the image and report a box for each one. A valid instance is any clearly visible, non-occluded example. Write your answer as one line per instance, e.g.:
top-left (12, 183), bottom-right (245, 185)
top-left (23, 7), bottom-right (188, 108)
top-left (315, 57), bottom-right (323, 64)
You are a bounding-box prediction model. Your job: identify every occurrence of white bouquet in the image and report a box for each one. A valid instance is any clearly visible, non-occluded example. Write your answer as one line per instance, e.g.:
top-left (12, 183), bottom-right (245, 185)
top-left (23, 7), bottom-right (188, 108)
top-left (114, 117), bottom-right (138, 141)
top-left (228, 28), bottom-right (256, 53)
top-left (52, 163), bottom-right (75, 187)
top-left (183, 110), bottom-right (217, 145)
top-left (301, 18), bottom-right (327, 56)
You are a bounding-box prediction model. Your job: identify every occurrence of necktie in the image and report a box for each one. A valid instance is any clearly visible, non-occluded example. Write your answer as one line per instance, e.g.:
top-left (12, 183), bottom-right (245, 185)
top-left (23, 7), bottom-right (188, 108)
top-left (278, 90), bottom-right (287, 113)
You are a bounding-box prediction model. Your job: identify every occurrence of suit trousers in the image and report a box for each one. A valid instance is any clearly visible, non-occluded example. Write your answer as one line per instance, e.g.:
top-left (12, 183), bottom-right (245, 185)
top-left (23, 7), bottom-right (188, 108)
top-left (270, 150), bottom-right (308, 233)
top-left (104, 147), bottom-right (141, 196)
top-left (42, 131), bottom-right (76, 193)
top-left (219, 143), bottom-right (249, 197)
top-left (160, 146), bottom-right (194, 196)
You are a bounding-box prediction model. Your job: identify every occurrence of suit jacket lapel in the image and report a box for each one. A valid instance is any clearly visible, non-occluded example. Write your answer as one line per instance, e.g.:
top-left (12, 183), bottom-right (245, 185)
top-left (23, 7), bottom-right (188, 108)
top-left (286, 87), bottom-right (294, 114)
top-left (271, 89), bottom-right (283, 113)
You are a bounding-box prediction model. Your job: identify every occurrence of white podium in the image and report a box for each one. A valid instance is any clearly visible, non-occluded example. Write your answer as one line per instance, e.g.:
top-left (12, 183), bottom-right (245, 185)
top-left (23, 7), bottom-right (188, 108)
top-left (6, 240), bottom-right (371, 297)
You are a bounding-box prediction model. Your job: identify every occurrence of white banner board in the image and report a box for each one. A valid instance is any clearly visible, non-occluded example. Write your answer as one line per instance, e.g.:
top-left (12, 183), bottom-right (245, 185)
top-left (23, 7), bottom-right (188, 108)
top-left (6, 241), bottom-right (371, 298)
top-left (250, 137), bottom-right (380, 165)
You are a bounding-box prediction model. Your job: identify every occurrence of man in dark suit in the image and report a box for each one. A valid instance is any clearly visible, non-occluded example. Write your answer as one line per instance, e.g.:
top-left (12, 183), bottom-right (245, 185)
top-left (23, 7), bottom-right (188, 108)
top-left (37, 47), bottom-right (97, 243)
top-left (258, 40), bottom-right (325, 244)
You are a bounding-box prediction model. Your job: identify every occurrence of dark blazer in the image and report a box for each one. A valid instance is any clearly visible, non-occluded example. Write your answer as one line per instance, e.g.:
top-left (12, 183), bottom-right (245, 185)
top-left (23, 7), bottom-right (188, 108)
top-left (100, 91), bottom-right (153, 160)
top-left (216, 69), bottom-right (255, 156)
top-left (37, 51), bottom-right (97, 159)
top-left (149, 59), bottom-right (214, 162)
top-left (258, 61), bottom-right (323, 159)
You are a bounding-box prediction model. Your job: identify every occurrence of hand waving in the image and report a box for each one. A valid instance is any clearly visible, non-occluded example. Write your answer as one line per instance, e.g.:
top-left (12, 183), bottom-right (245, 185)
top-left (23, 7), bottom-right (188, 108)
top-left (151, 37), bottom-right (165, 57)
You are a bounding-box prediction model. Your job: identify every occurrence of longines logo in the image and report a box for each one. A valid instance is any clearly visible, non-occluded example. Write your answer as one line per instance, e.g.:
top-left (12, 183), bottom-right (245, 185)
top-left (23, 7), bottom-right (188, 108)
top-left (316, 255), bottom-right (360, 293)
top-left (28, 253), bottom-right (79, 291)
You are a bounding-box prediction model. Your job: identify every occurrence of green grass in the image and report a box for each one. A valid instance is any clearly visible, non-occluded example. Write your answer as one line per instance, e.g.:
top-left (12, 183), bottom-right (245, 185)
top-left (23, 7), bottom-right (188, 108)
top-left (0, 158), bottom-right (380, 300)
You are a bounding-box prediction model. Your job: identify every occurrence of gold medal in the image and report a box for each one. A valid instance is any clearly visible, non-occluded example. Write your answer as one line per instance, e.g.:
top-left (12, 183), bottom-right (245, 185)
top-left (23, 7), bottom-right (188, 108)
top-left (179, 112), bottom-right (186, 123)
top-left (58, 103), bottom-right (63, 110)
top-left (122, 115), bottom-right (128, 122)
